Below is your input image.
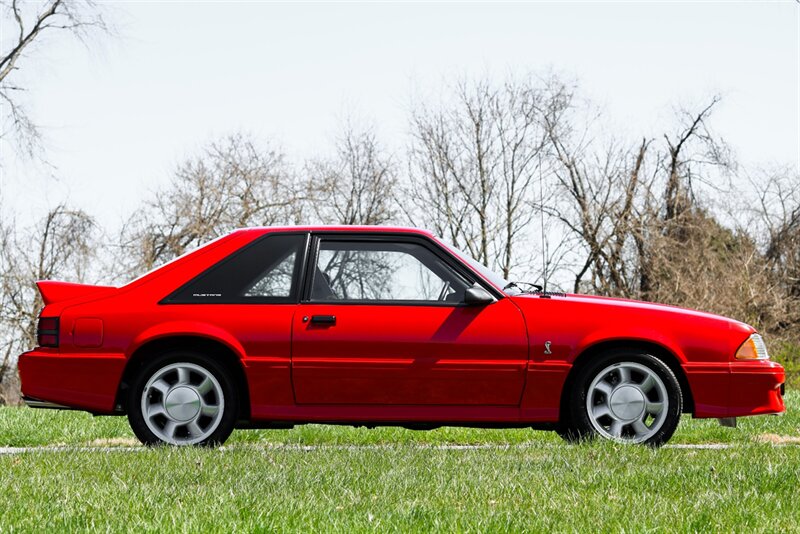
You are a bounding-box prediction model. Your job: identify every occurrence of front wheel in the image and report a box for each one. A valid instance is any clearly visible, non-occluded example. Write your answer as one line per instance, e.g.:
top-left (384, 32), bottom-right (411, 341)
top-left (127, 352), bottom-right (238, 446)
top-left (561, 350), bottom-right (683, 446)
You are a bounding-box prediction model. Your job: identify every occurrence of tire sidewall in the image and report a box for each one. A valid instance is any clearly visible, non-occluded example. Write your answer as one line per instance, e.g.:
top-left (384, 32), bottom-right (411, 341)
top-left (569, 349), bottom-right (683, 446)
top-left (127, 350), bottom-right (238, 446)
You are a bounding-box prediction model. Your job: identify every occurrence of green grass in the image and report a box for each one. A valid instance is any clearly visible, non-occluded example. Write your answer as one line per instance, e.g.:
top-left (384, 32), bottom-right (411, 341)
top-left (1, 395), bottom-right (799, 532)
top-left (772, 340), bottom-right (800, 388)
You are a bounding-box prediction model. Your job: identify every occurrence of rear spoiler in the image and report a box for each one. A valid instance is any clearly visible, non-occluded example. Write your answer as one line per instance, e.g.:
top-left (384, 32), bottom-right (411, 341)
top-left (36, 281), bottom-right (116, 305)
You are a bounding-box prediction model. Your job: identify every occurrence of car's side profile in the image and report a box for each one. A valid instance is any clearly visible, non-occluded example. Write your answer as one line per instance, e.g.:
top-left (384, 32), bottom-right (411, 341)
top-left (18, 226), bottom-right (785, 446)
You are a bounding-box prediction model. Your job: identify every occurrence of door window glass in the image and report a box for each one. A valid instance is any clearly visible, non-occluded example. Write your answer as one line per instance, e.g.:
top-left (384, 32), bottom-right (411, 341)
top-left (311, 240), bottom-right (470, 303)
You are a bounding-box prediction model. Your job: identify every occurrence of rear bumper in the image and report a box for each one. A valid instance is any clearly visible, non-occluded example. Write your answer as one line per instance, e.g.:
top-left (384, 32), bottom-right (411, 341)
top-left (686, 360), bottom-right (785, 418)
top-left (17, 349), bottom-right (127, 414)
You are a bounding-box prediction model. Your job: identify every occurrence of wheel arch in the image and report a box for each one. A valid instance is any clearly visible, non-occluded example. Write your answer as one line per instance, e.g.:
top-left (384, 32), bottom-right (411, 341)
top-left (115, 334), bottom-right (251, 421)
top-left (559, 339), bottom-right (694, 423)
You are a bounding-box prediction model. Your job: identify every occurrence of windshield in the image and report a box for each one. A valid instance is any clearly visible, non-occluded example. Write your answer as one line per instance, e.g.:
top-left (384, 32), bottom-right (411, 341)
top-left (437, 239), bottom-right (521, 295)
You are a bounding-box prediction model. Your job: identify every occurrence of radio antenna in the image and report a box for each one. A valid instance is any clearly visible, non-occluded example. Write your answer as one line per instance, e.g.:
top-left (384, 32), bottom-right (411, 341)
top-left (538, 152), bottom-right (548, 293)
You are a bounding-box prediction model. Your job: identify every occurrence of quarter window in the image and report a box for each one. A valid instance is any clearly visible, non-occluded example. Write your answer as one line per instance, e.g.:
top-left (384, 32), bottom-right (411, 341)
top-left (310, 240), bottom-right (470, 303)
top-left (244, 249), bottom-right (297, 297)
top-left (165, 234), bottom-right (305, 303)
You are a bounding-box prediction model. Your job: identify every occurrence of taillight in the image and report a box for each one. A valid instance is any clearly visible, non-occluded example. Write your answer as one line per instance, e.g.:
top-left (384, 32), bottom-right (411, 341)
top-left (37, 316), bottom-right (60, 348)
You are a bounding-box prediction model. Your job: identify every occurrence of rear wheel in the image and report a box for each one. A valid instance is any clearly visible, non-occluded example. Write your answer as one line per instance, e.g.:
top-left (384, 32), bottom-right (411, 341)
top-left (560, 349), bottom-right (682, 446)
top-left (127, 351), bottom-right (238, 446)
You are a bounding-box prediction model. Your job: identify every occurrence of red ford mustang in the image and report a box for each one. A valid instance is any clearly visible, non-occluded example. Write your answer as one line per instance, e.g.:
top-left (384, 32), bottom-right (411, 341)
top-left (18, 226), bottom-right (785, 446)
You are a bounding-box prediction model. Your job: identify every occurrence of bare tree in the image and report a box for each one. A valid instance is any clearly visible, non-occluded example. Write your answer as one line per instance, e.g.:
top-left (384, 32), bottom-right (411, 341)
top-left (544, 97), bottom-right (736, 300)
top-left (746, 169), bottom-right (800, 331)
top-left (545, 132), bottom-right (651, 295)
top-left (761, 173), bottom-right (800, 299)
top-left (407, 76), bottom-right (563, 278)
top-left (306, 124), bottom-right (397, 225)
top-left (0, 0), bottom-right (110, 158)
top-left (661, 97), bottom-right (732, 227)
top-left (116, 133), bottom-right (306, 279)
top-left (0, 204), bottom-right (95, 402)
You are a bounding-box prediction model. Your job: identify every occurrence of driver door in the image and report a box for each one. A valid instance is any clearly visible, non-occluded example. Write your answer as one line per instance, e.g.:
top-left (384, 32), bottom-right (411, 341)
top-left (291, 235), bottom-right (529, 406)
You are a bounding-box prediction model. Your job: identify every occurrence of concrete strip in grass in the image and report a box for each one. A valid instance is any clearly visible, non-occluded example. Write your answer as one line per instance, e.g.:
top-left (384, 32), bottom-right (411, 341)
top-left (0, 442), bottom-right (758, 454)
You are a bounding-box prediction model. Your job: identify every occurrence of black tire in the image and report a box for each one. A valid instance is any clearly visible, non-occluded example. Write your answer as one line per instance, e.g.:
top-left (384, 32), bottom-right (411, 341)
top-left (560, 349), bottom-right (682, 447)
top-left (127, 350), bottom-right (238, 447)
top-left (555, 420), bottom-right (581, 443)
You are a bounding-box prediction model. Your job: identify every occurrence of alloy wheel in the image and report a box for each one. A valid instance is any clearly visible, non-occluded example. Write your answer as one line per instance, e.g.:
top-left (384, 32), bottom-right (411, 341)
top-left (140, 362), bottom-right (225, 445)
top-left (585, 361), bottom-right (669, 443)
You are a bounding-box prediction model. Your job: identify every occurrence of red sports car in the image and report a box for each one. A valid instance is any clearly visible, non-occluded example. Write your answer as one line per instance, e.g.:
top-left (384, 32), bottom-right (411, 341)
top-left (18, 226), bottom-right (785, 446)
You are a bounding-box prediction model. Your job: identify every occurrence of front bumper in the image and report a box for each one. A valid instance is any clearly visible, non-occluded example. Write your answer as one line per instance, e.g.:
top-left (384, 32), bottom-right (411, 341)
top-left (686, 360), bottom-right (785, 419)
top-left (17, 349), bottom-right (127, 414)
top-left (728, 360), bottom-right (785, 417)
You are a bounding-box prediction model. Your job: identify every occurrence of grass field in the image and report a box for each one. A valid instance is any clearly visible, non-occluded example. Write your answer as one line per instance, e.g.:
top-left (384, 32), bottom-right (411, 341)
top-left (1, 394), bottom-right (799, 532)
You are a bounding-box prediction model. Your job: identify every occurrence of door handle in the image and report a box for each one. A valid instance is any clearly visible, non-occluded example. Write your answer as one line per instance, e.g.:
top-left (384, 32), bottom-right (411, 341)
top-left (309, 315), bottom-right (336, 325)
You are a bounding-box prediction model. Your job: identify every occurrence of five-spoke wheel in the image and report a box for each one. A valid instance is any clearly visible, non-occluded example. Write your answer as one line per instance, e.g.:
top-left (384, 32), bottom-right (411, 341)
top-left (128, 352), bottom-right (237, 446)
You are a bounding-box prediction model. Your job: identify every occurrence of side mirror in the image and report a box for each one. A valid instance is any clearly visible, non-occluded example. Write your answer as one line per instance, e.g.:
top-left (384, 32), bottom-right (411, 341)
top-left (464, 284), bottom-right (494, 306)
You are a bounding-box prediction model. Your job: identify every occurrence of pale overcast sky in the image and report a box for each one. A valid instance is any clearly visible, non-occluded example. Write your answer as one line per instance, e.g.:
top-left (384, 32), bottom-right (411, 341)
top-left (2, 1), bottom-right (798, 231)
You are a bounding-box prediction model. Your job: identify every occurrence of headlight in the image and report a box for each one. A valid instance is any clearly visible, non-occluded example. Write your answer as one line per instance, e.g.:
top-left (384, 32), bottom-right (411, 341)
top-left (735, 333), bottom-right (769, 360)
